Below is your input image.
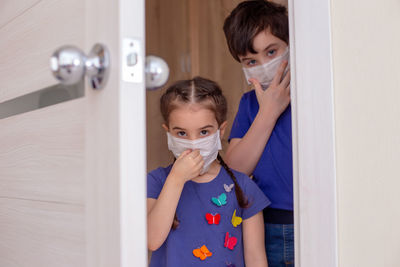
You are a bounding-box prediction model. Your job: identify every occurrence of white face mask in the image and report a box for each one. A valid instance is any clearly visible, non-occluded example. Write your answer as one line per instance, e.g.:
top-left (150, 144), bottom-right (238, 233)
top-left (167, 130), bottom-right (222, 174)
top-left (242, 47), bottom-right (290, 90)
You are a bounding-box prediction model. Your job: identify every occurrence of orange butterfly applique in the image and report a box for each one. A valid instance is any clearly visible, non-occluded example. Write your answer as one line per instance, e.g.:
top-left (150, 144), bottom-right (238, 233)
top-left (193, 245), bottom-right (213, 260)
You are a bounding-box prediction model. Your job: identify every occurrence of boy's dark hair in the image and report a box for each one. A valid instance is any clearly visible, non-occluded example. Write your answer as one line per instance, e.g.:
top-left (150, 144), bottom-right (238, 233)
top-left (223, 0), bottom-right (289, 62)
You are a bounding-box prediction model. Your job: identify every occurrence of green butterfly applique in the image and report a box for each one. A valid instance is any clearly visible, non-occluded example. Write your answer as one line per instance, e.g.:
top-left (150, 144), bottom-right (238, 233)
top-left (211, 193), bottom-right (227, 207)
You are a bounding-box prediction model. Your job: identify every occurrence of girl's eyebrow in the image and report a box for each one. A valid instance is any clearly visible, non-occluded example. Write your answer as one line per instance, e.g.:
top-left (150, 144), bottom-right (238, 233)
top-left (172, 126), bottom-right (185, 130)
top-left (199, 125), bottom-right (214, 130)
top-left (172, 125), bottom-right (214, 131)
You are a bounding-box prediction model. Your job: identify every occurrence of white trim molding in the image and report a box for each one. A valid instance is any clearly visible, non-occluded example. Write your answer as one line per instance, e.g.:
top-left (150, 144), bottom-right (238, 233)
top-left (288, 0), bottom-right (338, 266)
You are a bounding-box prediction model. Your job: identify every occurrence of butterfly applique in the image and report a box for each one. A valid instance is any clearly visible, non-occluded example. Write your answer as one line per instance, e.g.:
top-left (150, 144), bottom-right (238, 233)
top-left (231, 209), bottom-right (243, 227)
top-left (205, 213), bottom-right (221, 225)
top-left (211, 193), bottom-right (227, 207)
top-left (224, 232), bottom-right (237, 250)
top-left (224, 183), bottom-right (234, 192)
top-left (193, 245), bottom-right (213, 260)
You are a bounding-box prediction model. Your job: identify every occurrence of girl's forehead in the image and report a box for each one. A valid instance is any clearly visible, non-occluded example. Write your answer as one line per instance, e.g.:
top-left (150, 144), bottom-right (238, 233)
top-left (168, 103), bottom-right (217, 127)
top-left (173, 102), bottom-right (209, 112)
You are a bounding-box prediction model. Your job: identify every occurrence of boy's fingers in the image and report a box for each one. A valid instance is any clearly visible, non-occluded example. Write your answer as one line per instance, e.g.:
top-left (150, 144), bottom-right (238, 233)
top-left (271, 60), bottom-right (288, 85)
top-left (248, 78), bottom-right (263, 93)
top-left (280, 70), bottom-right (290, 88)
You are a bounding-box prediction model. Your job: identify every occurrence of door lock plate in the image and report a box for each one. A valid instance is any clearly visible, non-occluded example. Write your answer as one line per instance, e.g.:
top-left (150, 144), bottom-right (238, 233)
top-left (122, 38), bottom-right (143, 83)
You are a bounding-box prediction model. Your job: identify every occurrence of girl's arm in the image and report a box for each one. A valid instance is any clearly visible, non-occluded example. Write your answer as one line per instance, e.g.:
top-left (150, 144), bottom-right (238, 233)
top-left (225, 62), bottom-right (290, 176)
top-left (147, 149), bottom-right (204, 251)
top-left (147, 174), bottom-right (185, 251)
top-left (243, 211), bottom-right (268, 267)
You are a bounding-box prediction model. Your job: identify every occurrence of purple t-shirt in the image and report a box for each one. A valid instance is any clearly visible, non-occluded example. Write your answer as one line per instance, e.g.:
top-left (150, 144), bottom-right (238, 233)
top-left (147, 165), bottom-right (270, 267)
top-left (229, 90), bottom-right (293, 211)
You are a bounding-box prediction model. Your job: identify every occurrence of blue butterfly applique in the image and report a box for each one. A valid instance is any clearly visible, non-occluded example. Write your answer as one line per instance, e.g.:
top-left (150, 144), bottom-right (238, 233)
top-left (211, 193), bottom-right (227, 207)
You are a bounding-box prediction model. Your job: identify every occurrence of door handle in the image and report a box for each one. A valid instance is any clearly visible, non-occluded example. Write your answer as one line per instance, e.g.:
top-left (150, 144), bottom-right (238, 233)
top-left (50, 44), bottom-right (110, 90)
top-left (50, 44), bottom-right (169, 91)
top-left (145, 55), bottom-right (169, 90)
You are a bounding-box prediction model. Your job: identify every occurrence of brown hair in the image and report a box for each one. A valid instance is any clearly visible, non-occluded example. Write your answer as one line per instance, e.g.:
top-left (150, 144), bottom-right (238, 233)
top-left (223, 0), bottom-right (289, 62)
top-left (160, 77), bottom-right (249, 229)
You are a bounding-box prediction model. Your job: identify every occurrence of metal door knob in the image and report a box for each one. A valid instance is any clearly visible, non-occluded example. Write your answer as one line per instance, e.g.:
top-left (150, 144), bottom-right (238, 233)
top-left (145, 55), bottom-right (169, 90)
top-left (50, 43), bottom-right (110, 90)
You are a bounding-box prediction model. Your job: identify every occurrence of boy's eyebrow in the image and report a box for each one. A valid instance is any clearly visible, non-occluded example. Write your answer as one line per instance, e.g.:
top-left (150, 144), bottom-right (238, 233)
top-left (240, 43), bottom-right (278, 61)
top-left (262, 43), bottom-right (278, 52)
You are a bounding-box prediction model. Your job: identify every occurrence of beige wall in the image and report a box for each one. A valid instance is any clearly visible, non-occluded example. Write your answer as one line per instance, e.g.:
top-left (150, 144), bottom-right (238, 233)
top-left (331, 0), bottom-right (400, 266)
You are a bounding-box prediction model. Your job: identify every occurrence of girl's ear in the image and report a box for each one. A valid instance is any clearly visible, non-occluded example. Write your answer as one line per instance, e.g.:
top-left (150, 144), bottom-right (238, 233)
top-left (219, 121), bottom-right (228, 137)
top-left (162, 123), bottom-right (169, 132)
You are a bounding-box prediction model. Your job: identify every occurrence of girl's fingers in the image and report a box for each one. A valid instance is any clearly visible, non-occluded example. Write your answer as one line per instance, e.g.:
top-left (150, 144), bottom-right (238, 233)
top-left (178, 149), bottom-right (192, 159)
top-left (189, 150), bottom-right (201, 161)
top-left (197, 160), bottom-right (204, 170)
top-left (186, 150), bottom-right (203, 165)
top-left (271, 60), bottom-right (288, 86)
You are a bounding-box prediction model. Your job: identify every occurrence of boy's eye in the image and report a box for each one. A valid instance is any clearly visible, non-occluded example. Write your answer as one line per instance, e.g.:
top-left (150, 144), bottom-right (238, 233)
top-left (246, 59), bottom-right (257, 66)
top-left (267, 49), bottom-right (276, 57)
top-left (177, 131), bottom-right (186, 137)
top-left (200, 130), bottom-right (208, 136)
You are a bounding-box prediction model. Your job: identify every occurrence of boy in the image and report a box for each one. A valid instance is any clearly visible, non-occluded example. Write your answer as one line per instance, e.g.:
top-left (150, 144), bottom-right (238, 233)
top-left (223, 1), bottom-right (293, 266)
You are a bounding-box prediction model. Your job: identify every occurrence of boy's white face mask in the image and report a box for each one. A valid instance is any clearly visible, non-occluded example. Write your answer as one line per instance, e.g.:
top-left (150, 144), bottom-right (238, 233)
top-left (242, 47), bottom-right (290, 90)
top-left (167, 130), bottom-right (222, 175)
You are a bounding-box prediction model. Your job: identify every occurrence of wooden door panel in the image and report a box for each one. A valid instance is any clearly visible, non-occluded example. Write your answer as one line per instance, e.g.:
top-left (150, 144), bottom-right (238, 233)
top-left (0, 99), bottom-right (84, 204)
top-left (0, 0), bottom-right (40, 28)
top-left (0, 0), bottom-right (146, 265)
top-left (0, 198), bottom-right (85, 267)
top-left (0, 0), bottom-right (84, 102)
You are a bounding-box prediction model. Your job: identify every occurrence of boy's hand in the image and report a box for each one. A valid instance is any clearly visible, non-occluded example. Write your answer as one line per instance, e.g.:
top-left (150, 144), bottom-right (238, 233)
top-left (249, 60), bottom-right (291, 120)
top-left (170, 149), bottom-right (204, 183)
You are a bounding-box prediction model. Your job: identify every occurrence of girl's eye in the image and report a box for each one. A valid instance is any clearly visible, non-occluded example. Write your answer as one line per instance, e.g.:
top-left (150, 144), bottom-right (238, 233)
top-left (267, 49), bottom-right (276, 57)
top-left (177, 131), bottom-right (186, 137)
top-left (200, 130), bottom-right (208, 136)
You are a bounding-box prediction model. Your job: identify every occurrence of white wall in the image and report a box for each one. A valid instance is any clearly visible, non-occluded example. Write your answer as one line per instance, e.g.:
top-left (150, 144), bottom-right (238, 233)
top-left (331, 0), bottom-right (400, 266)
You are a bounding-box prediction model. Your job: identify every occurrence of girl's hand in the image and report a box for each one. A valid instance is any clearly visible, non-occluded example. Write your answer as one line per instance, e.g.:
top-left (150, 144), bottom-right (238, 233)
top-left (249, 60), bottom-right (291, 121)
top-left (170, 149), bottom-right (204, 183)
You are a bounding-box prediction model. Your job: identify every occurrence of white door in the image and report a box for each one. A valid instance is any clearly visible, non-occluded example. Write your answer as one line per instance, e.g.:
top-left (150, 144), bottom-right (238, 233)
top-left (0, 0), bottom-right (147, 266)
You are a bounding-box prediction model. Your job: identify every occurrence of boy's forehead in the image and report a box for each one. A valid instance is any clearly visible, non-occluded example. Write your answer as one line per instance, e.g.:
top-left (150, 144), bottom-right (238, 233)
top-left (239, 29), bottom-right (287, 58)
top-left (253, 29), bottom-right (283, 51)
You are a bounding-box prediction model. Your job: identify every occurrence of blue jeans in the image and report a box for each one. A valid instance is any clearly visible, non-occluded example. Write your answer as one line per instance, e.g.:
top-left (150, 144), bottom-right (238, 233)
top-left (265, 223), bottom-right (294, 267)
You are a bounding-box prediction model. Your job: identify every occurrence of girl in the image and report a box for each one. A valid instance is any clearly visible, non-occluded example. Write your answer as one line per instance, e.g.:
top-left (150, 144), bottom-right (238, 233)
top-left (147, 77), bottom-right (270, 267)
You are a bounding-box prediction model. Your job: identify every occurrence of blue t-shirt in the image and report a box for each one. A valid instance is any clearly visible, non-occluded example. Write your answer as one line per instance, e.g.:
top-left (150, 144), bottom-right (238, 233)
top-left (147, 165), bottom-right (270, 267)
top-left (229, 90), bottom-right (293, 211)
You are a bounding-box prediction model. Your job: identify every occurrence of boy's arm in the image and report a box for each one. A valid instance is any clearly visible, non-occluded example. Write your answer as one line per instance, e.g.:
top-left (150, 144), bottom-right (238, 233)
top-left (243, 212), bottom-right (268, 267)
top-left (147, 150), bottom-right (203, 251)
top-left (225, 62), bottom-right (290, 175)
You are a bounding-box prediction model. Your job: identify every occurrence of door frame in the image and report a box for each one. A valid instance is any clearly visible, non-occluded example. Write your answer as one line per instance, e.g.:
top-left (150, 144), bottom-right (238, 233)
top-left (85, 0), bottom-right (147, 266)
top-left (288, 0), bottom-right (338, 266)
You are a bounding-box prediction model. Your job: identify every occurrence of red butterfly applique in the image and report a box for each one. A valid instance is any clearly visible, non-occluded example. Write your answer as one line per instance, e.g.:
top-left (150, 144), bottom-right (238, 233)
top-left (224, 232), bottom-right (237, 250)
top-left (205, 213), bottom-right (221, 225)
